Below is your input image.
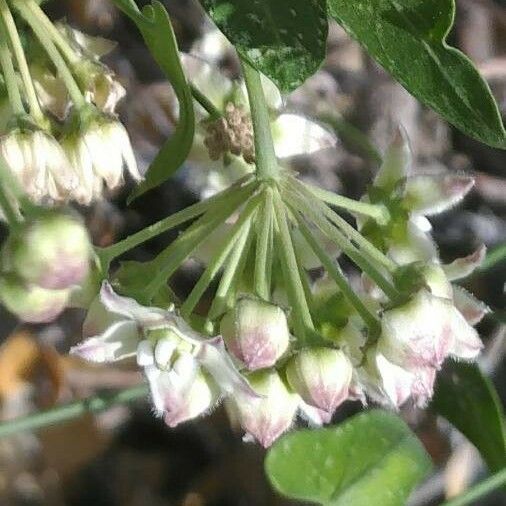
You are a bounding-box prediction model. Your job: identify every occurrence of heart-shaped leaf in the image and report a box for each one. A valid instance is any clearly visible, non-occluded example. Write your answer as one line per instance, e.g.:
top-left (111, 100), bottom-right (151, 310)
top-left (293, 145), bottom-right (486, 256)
top-left (265, 409), bottom-right (432, 505)
top-left (113, 0), bottom-right (195, 201)
top-left (328, 0), bottom-right (506, 149)
top-left (432, 361), bottom-right (506, 472)
top-left (199, 0), bottom-right (328, 93)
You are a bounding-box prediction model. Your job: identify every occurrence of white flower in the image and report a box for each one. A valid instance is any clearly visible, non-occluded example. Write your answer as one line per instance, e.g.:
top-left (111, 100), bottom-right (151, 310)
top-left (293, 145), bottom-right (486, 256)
top-left (220, 297), bottom-right (290, 370)
top-left (232, 369), bottom-right (299, 448)
top-left (366, 128), bottom-right (475, 264)
top-left (5, 213), bottom-right (91, 290)
top-left (71, 282), bottom-right (258, 426)
top-left (0, 128), bottom-right (78, 203)
top-left (61, 111), bottom-right (141, 204)
top-left (179, 53), bottom-right (336, 197)
top-left (378, 289), bottom-right (483, 370)
top-left (286, 348), bottom-right (352, 414)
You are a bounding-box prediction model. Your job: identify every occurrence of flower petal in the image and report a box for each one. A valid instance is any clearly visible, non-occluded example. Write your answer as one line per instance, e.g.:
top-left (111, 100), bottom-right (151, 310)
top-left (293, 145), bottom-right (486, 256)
top-left (196, 336), bottom-right (260, 399)
top-left (99, 281), bottom-right (169, 327)
top-left (70, 320), bottom-right (139, 363)
top-left (443, 245), bottom-right (486, 281)
top-left (405, 174), bottom-right (475, 216)
top-left (374, 126), bottom-right (411, 193)
top-left (272, 114), bottom-right (336, 158)
top-left (453, 286), bottom-right (490, 326)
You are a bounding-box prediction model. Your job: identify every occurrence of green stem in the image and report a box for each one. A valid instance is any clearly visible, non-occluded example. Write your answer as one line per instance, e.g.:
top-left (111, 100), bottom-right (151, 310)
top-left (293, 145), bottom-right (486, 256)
top-left (190, 84), bottom-right (222, 119)
top-left (306, 182), bottom-right (390, 225)
top-left (100, 177), bottom-right (256, 264)
top-left (441, 469), bottom-right (506, 506)
top-left (293, 209), bottom-right (381, 333)
top-left (0, 384), bottom-right (149, 438)
top-left (25, 0), bottom-right (79, 63)
top-left (0, 182), bottom-right (20, 229)
top-left (254, 188), bottom-right (274, 300)
top-left (241, 60), bottom-right (279, 181)
top-left (145, 184), bottom-right (255, 298)
top-left (181, 196), bottom-right (259, 318)
top-left (283, 182), bottom-right (400, 301)
top-left (206, 218), bottom-right (254, 323)
top-left (0, 0), bottom-right (44, 121)
top-left (273, 191), bottom-right (314, 341)
top-left (0, 20), bottom-right (24, 114)
top-left (289, 177), bottom-right (397, 272)
top-left (14, 0), bottom-right (86, 109)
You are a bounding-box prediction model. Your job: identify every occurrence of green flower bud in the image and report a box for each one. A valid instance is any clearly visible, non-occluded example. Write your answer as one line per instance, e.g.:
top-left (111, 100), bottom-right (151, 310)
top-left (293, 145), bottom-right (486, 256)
top-left (286, 348), bottom-right (352, 414)
top-left (220, 297), bottom-right (290, 370)
top-left (0, 275), bottom-right (69, 323)
top-left (6, 213), bottom-right (91, 290)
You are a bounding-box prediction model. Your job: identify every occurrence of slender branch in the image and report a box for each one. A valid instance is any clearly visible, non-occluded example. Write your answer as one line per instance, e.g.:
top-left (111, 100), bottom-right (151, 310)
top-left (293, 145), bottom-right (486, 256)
top-left (306, 182), bottom-right (390, 225)
top-left (241, 60), bottom-right (279, 181)
top-left (254, 188), bottom-right (274, 300)
top-left (0, 0), bottom-right (44, 121)
top-left (0, 384), bottom-right (149, 438)
top-left (289, 177), bottom-right (397, 272)
top-left (282, 181), bottom-right (400, 301)
top-left (100, 177), bottom-right (256, 263)
top-left (441, 469), bottom-right (506, 506)
top-left (14, 0), bottom-right (86, 109)
top-left (207, 218), bottom-right (254, 322)
top-left (144, 183), bottom-right (255, 298)
top-left (0, 20), bottom-right (24, 114)
top-left (190, 84), bottom-right (222, 119)
top-left (181, 195), bottom-right (260, 317)
top-left (273, 191), bottom-right (314, 341)
top-left (293, 209), bottom-right (381, 333)
top-left (24, 0), bottom-right (79, 64)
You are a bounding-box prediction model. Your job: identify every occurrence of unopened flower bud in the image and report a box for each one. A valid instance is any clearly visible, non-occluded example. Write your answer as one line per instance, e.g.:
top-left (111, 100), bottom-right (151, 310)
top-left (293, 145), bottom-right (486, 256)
top-left (286, 348), bottom-right (352, 414)
top-left (6, 213), bottom-right (91, 289)
top-left (220, 297), bottom-right (290, 370)
top-left (0, 275), bottom-right (69, 323)
top-left (233, 369), bottom-right (298, 447)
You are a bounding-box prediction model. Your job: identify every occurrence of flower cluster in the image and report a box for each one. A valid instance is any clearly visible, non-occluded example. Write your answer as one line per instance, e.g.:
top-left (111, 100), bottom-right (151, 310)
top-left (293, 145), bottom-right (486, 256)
top-left (0, 211), bottom-right (91, 322)
top-left (0, 0), bottom-right (140, 208)
top-left (70, 128), bottom-right (487, 448)
top-left (179, 48), bottom-right (336, 198)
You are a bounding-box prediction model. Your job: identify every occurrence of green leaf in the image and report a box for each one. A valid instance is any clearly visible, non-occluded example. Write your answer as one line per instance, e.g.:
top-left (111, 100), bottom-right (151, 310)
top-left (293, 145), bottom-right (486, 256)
top-left (199, 0), bottom-right (328, 93)
top-left (431, 361), bottom-right (506, 472)
top-left (328, 0), bottom-right (506, 149)
top-left (113, 0), bottom-right (195, 201)
top-left (265, 409), bottom-right (432, 505)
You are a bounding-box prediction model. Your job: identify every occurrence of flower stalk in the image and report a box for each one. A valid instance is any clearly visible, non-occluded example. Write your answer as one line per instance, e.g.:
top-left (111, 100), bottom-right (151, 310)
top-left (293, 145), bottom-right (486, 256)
top-left (14, 0), bottom-right (86, 109)
top-left (0, 384), bottom-right (149, 439)
top-left (0, 0), bottom-right (44, 122)
top-left (241, 60), bottom-right (279, 181)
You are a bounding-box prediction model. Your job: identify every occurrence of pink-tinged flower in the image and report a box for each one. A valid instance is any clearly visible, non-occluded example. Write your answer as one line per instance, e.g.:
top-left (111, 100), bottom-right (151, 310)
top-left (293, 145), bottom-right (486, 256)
top-left (220, 297), bottom-right (290, 371)
top-left (363, 128), bottom-right (476, 265)
top-left (356, 350), bottom-right (436, 409)
top-left (137, 339), bottom-right (219, 427)
top-left (442, 245), bottom-right (487, 281)
top-left (286, 348), bottom-right (352, 414)
top-left (378, 289), bottom-right (483, 371)
top-left (5, 213), bottom-right (91, 290)
top-left (452, 286), bottom-right (490, 326)
top-left (71, 283), bottom-right (258, 426)
top-left (233, 369), bottom-right (299, 448)
top-left (0, 275), bottom-right (69, 323)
